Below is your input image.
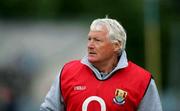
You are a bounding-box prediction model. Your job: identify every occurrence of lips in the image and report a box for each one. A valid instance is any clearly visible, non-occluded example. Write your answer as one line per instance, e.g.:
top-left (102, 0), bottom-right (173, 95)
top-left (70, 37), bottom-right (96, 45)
top-left (88, 51), bottom-right (97, 62)
top-left (89, 52), bottom-right (96, 54)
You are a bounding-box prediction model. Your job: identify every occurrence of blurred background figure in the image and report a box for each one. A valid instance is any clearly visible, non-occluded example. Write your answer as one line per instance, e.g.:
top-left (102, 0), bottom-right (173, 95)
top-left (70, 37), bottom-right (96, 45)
top-left (0, 0), bottom-right (180, 110)
top-left (0, 48), bottom-right (40, 111)
top-left (0, 21), bottom-right (87, 111)
top-left (0, 53), bottom-right (36, 111)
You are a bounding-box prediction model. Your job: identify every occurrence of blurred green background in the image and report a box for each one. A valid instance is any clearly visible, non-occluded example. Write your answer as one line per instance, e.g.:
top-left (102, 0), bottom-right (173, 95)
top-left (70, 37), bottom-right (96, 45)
top-left (0, 0), bottom-right (179, 110)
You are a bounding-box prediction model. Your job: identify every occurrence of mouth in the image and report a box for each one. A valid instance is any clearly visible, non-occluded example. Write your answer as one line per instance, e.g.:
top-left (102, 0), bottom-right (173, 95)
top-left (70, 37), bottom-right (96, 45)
top-left (88, 51), bottom-right (96, 55)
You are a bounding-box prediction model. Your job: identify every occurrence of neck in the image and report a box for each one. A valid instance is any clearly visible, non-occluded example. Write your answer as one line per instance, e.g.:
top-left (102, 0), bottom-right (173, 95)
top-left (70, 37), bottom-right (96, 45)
top-left (93, 55), bottom-right (119, 74)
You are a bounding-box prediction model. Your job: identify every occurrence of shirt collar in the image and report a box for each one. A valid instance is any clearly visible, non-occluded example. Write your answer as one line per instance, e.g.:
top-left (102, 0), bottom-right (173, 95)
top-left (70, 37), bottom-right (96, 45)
top-left (81, 50), bottom-right (128, 80)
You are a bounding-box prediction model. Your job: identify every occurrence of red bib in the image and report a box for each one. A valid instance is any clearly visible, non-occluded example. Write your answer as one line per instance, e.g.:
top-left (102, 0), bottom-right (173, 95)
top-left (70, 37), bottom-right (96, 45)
top-left (60, 60), bottom-right (151, 111)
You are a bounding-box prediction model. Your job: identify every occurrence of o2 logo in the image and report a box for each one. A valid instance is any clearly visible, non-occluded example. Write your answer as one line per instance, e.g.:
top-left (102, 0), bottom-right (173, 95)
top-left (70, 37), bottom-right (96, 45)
top-left (82, 96), bottom-right (106, 111)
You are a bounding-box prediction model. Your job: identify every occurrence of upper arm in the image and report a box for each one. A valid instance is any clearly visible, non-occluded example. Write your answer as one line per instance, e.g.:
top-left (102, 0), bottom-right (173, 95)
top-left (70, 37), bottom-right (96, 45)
top-left (40, 72), bottom-right (65, 111)
top-left (137, 79), bottom-right (163, 111)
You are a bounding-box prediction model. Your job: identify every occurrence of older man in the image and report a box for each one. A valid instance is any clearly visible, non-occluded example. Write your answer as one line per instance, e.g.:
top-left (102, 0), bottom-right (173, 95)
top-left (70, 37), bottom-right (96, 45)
top-left (40, 18), bottom-right (162, 111)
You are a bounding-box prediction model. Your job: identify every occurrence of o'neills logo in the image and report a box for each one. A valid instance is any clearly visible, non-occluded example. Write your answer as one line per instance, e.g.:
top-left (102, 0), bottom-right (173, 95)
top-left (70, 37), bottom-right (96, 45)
top-left (113, 89), bottom-right (128, 105)
top-left (74, 85), bottom-right (86, 91)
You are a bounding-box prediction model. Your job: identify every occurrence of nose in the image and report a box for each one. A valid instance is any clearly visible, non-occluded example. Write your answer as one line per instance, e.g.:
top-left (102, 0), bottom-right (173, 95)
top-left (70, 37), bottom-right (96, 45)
top-left (88, 39), bottom-right (95, 49)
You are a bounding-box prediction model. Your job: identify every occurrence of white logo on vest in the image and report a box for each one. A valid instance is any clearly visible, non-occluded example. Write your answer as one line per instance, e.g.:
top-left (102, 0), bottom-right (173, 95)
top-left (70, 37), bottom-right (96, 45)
top-left (82, 96), bottom-right (106, 111)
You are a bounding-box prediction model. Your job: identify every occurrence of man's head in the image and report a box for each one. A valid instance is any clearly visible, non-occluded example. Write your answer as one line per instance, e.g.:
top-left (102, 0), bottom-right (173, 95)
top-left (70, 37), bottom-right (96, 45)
top-left (90, 18), bottom-right (127, 50)
top-left (87, 18), bottom-right (127, 65)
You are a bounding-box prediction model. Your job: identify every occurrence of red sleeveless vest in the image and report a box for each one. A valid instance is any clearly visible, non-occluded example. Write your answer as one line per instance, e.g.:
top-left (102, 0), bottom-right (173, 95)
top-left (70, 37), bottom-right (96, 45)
top-left (60, 60), bottom-right (151, 111)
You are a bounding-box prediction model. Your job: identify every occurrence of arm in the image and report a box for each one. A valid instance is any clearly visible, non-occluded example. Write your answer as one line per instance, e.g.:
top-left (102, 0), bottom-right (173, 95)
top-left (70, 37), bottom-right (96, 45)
top-left (138, 79), bottom-right (163, 111)
top-left (40, 73), bottom-right (65, 111)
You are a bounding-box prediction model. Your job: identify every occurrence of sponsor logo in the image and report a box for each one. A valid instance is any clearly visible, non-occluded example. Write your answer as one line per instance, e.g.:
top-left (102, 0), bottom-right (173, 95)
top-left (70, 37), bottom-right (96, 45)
top-left (74, 85), bottom-right (86, 91)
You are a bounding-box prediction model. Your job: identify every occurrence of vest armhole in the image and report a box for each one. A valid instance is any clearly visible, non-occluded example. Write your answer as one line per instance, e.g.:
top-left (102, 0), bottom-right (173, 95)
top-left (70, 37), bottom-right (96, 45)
top-left (59, 66), bottom-right (67, 110)
top-left (141, 74), bottom-right (152, 100)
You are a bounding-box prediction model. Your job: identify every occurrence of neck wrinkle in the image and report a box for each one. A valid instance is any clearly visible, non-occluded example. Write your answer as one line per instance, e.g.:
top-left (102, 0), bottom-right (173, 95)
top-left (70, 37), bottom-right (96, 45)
top-left (92, 55), bottom-right (119, 74)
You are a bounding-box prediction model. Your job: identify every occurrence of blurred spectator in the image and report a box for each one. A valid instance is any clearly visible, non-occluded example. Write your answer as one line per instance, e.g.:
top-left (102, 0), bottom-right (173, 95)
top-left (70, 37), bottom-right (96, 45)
top-left (0, 52), bottom-right (40, 111)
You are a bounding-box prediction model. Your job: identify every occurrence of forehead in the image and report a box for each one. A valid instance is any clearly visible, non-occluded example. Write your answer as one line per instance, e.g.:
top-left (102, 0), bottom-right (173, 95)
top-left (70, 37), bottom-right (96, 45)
top-left (88, 30), bottom-right (107, 37)
top-left (91, 23), bottom-right (108, 32)
top-left (88, 25), bottom-right (108, 37)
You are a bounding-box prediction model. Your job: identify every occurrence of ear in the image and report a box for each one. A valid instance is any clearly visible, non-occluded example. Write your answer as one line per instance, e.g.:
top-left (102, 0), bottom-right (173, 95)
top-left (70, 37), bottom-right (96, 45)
top-left (113, 41), bottom-right (121, 52)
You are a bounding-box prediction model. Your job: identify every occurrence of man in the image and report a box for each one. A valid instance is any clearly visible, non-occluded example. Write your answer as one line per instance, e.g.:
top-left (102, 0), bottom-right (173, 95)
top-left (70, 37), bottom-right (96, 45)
top-left (40, 18), bottom-right (162, 111)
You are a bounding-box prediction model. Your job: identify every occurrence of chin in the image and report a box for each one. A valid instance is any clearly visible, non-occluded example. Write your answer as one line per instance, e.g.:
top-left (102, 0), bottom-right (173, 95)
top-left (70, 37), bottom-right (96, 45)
top-left (88, 57), bottom-right (97, 63)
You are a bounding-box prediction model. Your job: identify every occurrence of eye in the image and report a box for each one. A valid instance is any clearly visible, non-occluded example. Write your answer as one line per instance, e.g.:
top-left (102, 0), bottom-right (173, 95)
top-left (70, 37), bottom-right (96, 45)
top-left (94, 38), bottom-right (101, 42)
top-left (88, 37), bottom-right (91, 41)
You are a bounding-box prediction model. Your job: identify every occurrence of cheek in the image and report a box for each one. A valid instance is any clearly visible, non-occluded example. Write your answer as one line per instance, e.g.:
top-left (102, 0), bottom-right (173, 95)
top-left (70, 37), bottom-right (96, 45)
top-left (98, 45), bottom-right (114, 56)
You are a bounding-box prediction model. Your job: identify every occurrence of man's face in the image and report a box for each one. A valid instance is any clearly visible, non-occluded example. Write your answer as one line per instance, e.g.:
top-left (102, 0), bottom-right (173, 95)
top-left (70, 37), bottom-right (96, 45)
top-left (87, 25), bottom-right (115, 64)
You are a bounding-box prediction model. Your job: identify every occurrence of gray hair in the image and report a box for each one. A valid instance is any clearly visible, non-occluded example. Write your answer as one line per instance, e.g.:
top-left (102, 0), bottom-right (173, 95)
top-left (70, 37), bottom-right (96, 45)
top-left (90, 18), bottom-right (127, 50)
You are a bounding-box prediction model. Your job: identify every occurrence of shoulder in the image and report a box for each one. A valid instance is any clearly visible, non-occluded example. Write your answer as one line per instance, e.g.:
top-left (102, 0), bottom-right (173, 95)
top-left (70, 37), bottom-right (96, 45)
top-left (127, 61), bottom-right (152, 81)
top-left (61, 60), bottom-right (85, 74)
top-left (64, 60), bottom-right (81, 67)
top-left (63, 60), bottom-right (85, 69)
top-left (60, 60), bottom-right (88, 82)
top-left (128, 61), bottom-right (151, 74)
